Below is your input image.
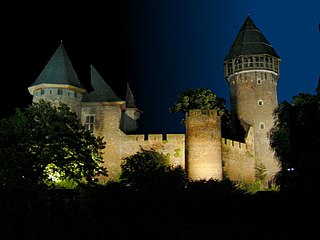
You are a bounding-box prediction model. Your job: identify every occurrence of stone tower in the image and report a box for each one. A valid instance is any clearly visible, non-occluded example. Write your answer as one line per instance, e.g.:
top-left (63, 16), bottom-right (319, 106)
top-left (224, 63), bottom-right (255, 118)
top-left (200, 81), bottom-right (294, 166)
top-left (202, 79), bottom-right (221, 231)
top-left (224, 16), bottom-right (281, 182)
top-left (28, 42), bottom-right (86, 115)
top-left (186, 110), bottom-right (223, 180)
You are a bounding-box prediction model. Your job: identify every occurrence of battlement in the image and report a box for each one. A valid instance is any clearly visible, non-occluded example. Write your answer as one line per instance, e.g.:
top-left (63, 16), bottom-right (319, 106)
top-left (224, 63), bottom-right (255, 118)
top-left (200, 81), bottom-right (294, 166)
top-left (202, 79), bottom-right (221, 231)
top-left (126, 133), bottom-right (185, 143)
top-left (187, 109), bottom-right (218, 117)
top-left (221, 138), bottom-right (247, 150)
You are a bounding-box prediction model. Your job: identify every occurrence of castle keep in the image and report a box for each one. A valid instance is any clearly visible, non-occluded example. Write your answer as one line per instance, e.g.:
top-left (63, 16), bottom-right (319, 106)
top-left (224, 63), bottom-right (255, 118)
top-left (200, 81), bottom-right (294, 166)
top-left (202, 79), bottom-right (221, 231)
top-left (28, 16), bottom-right (280, 183)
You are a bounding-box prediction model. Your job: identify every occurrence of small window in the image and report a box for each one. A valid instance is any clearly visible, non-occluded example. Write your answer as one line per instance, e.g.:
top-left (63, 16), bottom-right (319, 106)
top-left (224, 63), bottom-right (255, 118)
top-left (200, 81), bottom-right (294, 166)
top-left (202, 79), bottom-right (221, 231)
top-left (40, 89), bottom-right (45, 95)
top-left (74, 92), bottom-right (77, 98)
top-left (49, 90), bottom-right (52, 95)
top-left (259, 122), bottom-right (265, 130)
top-left (57, 89), bottom-right (63, 95)
top-left (85, 115), bottom-right (95, 133)
top-left (258, 100), bottom-right (264, 106)
top-left (257, 79), bottom-right (262, 85)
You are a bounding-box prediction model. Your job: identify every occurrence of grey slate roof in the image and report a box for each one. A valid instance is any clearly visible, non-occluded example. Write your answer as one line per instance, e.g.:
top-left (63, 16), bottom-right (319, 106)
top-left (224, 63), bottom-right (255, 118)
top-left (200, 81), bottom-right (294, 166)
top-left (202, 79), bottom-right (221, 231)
top-left (83, 65), bottom-right (122, 102)
top-left (31, 42), bottom-right (84, 89)
top-left (224, 16), bottom-right (280, 61)
top-left (125, 83), bottom-right (137, 108)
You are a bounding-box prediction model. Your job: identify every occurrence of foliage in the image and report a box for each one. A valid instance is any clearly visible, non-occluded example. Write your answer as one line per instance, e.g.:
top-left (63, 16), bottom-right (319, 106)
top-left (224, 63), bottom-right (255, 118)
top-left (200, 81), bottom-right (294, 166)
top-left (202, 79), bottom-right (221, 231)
top-left (119, 149), bottom-right (188, 191)
top-left (169, 88), bottom-right (227, 115)
top-left (268, 81), bottom-right (320, 192)
top-left (186, 178), bottom-right (246, 199)
top-left (255, 162), bottom-right (267, 182)
top-left (0, 100), bottom-right (107, 189)
top-left (169, 87), bottom-right (245, 140)
top-left (235, 180), bottom-right (280, 194)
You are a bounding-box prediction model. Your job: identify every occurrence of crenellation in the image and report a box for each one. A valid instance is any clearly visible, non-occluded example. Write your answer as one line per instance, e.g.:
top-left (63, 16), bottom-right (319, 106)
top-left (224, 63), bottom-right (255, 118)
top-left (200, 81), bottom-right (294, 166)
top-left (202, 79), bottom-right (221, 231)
top-left (147, 134), bottom-right (163, 141)
top-left (222, 138), bottom-right (247, 150)
top-left (127, 134), bottom-right (145, 142)
top-left (166, 134), bottom-right (185, 141)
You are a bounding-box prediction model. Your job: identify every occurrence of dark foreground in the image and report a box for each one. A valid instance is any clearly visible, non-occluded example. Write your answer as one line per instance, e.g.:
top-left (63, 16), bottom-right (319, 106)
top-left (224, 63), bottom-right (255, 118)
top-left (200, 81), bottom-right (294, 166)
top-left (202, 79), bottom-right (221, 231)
top-left (1, 185), bottom-right (319, 240)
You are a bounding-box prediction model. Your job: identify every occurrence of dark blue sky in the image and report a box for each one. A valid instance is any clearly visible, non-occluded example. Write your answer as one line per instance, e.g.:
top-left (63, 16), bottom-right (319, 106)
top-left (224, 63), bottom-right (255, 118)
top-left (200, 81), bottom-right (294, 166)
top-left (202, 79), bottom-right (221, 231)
top-left (2, 0), bottom-right (319, 134)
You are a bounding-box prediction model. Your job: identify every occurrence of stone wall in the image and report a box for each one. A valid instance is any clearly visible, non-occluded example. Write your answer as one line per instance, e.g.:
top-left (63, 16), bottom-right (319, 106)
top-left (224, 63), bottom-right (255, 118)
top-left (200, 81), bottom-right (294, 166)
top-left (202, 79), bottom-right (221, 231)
top-left (221, 138), bottom-right (255, 183)
top-left (100, 132), bottom-right (185, 182)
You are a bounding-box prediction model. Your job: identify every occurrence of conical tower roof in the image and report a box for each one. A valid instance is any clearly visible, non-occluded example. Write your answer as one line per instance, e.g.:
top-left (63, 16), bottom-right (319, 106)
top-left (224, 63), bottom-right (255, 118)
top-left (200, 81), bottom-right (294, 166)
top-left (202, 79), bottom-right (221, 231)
top-left (83, 65), bottom-right (122, 102)
top-left (30, 41), bottom-right (84, 89)
top-left (224, 16), bottom-right (280, 61)
top-left (125, 82), bottom-right (137, 108)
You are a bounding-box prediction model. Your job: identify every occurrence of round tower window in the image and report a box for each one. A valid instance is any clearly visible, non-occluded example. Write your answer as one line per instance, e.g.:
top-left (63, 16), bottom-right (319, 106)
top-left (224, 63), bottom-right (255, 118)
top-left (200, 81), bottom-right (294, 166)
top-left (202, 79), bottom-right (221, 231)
top-left (258, 100), bottom-right (264, 106)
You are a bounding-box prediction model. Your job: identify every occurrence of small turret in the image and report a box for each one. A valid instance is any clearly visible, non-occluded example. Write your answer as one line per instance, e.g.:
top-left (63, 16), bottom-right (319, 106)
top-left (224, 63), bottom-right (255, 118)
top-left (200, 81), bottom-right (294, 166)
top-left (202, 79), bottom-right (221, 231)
top-left (28, 42), bottom-right (86, 115)
top-left (121, 83), bottom-right (141, 133)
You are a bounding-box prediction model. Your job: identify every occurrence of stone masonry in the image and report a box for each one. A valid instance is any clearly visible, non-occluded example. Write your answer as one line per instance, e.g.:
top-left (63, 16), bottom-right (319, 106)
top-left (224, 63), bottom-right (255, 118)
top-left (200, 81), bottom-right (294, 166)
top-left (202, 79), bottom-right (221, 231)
top-left (28, 16), bottom-right (281, 184)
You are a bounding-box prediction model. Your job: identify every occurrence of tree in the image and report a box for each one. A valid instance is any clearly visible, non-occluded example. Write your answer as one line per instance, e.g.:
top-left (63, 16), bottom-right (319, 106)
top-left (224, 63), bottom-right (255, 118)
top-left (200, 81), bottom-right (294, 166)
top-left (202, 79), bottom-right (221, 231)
top-left (169, 88), bottom-right (227, 115)
top-left (0, 100), bottom-right (107, 189)
top-left (268, 81), bottom-right (320, 192)
top-left (119, 149), bottom-right (188, 192)
top-left (169, 88), bottom-right (244, 141)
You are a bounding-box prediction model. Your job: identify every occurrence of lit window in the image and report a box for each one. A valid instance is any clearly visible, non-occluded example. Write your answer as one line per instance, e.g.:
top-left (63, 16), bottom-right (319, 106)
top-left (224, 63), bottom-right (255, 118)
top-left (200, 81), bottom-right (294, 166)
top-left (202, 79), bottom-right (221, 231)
top-left (85, 115), bottom-right (95, 133)
top-left (258, 100), bottom-right (264, 106)
top-left (259, 122), bottom-right (265, 130)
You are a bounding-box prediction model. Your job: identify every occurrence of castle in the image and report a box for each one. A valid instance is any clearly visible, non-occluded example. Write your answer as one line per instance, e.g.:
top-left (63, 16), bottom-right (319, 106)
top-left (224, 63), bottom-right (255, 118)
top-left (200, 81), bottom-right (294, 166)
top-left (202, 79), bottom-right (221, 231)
top-left (28, 16), bottom-right (281, 184)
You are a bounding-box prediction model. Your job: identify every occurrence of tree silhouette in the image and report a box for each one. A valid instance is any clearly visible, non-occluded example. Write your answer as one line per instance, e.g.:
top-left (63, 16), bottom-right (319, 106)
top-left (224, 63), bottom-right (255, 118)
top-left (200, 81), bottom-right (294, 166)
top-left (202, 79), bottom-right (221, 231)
top-left (269, 81), bottom-right (320, 193)
top-left (119, 149), bottom-right (188, 192)
top-left (0, 100), bottom-right (107, 189)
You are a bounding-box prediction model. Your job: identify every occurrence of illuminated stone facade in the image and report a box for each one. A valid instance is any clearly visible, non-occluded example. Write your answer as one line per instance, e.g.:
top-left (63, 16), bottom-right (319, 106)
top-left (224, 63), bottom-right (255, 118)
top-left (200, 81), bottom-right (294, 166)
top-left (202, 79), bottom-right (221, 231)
top-left (28, 16), bottom-right (281, 184)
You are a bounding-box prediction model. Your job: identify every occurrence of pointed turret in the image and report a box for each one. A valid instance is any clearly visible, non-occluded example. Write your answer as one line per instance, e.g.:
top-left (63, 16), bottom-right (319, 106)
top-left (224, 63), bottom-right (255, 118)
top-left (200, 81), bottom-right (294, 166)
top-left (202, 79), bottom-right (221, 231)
top-left (225, 15), bottom-right (279, 61)
top-left (125, 82), bottom-right (137, 108)
top-left (28, 41), bottom-right (86, 94)
top-left (83, 65), bottom-right (122, 102)
top-left (224, 15), bottom-right (281, 79)
top-left (28, 41), bottom-right (86, 115)
top-left (120, 82), bottom-right (141, 133)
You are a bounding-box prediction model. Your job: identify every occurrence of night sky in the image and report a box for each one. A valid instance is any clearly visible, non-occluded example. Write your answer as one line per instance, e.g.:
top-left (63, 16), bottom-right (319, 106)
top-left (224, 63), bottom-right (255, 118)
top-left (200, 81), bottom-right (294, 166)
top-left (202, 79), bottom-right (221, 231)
top-left (1, 0), bottom-right (319, 134)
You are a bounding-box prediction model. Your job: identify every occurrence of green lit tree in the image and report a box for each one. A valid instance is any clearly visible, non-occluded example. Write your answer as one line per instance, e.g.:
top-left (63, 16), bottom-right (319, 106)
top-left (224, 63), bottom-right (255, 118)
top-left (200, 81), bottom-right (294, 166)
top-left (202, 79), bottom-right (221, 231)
top-left (169, 88), bottom-right (227, 114)
top-left (0, 100), bottom-right (107, 189)
top-left (169, 88), bottom-right (244, 141)
top-left (269, 79), bottom-right (320, 192)
top-left (119, 149), bottom-right (188, 192)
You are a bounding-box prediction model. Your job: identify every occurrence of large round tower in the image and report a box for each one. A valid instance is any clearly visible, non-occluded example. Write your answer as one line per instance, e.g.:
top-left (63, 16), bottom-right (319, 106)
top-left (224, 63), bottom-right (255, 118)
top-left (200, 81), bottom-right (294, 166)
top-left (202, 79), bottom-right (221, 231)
top-left (186, 109), bottom-right (223, 180)
top-left (224, 16), bottom-right (281, 182)
top-left (28, 42), bottom-right (86, 116)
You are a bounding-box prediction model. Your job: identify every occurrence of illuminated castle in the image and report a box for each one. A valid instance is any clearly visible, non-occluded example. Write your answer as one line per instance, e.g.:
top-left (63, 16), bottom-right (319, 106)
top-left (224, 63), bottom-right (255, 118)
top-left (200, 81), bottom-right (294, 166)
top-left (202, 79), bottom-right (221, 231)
top-left (28, 16), bottom-right (280, 184)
